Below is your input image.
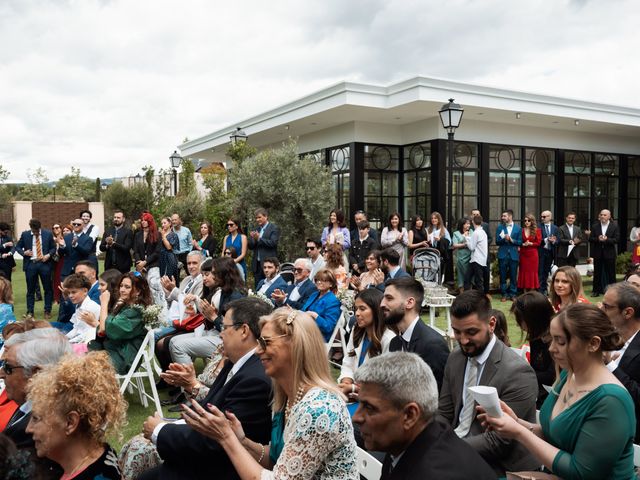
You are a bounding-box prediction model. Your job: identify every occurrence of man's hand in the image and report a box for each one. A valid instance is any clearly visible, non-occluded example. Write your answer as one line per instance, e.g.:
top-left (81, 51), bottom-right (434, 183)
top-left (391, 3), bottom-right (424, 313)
top-left (160, 275), bottom-right (176, 292)
top-left (271, 289), bottom-right (286, 304)
top-left (143, 412), bottom-right (165, 440)
top-left (23, 249), bottom-right (33, 257)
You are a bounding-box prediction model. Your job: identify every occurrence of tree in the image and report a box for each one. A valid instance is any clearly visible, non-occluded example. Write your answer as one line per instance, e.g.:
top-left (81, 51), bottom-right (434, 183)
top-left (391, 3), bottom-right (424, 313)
top-left (0, 165), bottom-right (10, 210)
top-left (179, 158), bottom-right (196, 196)
top-left (228, 139), bottom-right (333, 260)
top-left (226, 141), bottom-right (257, 169)
top-left (17, 168), bottom-right (51, 201)
top-left (102, 181), bottom-right (152, 220)
top-left (165, 189), bottom-right (205, 234)
top-left (201, 164), bottom-right (232, 241)
top-left (56, 167), bottom-right (96, 201)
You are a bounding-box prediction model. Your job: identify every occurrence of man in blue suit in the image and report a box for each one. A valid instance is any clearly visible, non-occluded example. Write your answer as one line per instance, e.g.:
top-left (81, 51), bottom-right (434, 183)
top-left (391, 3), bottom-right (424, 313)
top-left (247, 208), bottom-right (280, 289)
top-left (59, 218), bottom-right (95, 279)
top-left (496, 209), bottom-right (522, 301)
top-left (15, 218), bottom-right (56, 318)
top-left (255, 257), bottom-right (288, 299)
top-left (271, 258), bottom-right (318, 309)
top-left (538, 210), bottom-right (559, 295)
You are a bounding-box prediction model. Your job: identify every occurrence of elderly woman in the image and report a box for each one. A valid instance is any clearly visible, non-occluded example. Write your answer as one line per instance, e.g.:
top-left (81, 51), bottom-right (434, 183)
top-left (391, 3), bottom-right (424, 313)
top-left (182, 308), bottom-right (358, 479)
top-left (301, 268), bottom-right (342, 342)
top-left (549, 265), bottom-right (589, 312)
top-left (480, 304), bottom-right (636, 479)
top-left (25, 352), bottom-right (126, 479)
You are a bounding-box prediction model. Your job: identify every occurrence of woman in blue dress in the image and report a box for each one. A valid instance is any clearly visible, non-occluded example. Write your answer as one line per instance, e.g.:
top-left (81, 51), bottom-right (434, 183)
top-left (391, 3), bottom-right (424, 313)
top-left (222, 217), bottom-right (248, 279)
top-left (158, 217), bottom-right (179, 280)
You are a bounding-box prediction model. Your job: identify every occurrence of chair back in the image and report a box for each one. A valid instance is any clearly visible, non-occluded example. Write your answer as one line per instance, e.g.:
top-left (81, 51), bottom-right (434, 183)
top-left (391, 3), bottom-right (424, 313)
top-left (356, 446), bottom-right (382, 480)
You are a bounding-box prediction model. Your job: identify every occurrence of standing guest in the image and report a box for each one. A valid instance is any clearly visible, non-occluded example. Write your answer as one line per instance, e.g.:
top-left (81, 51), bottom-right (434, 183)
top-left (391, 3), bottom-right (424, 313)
top-left (589, 209), bottom-right (620, 296)
top-left (350, 210), bottom-right (378, 244)
top-left (26, 352), bottom-right (125, 480)
top-left (463, 215), bottom-right (488, 293)
top-left (349, 250), bottom-right (383, 291)
top-left (321, 209), bottom-right (351, 251)
top-left (353, 352), bottom-right (495, 480)
top-left (383, 278), bottom-right (449, 389)
top-left (88, 272), bottom-right (151, 374)
top-left (59, 218), bottom-right (94, 280)
top-left (451, 217), bottom-right (471, 292)
top-left (380, 212), bottom-right (409, 270)
top-left (630, 216), bottom-right (640, 265)
top-left (538, 210), bottom-right (559, 295)
top-left (470, 209), bottom-right (493, 292)
top-left (0, 222), bottom-right (16, 281)
top-left (324, 244), bottom-right (348, 290)
top-left (511, 291), bottom-right (556, 407)
top-left (518, 213), bottom-right (542, 292)
top-left (337, 289), bottom-right (395, 406)
top-left (256, 257), bottom-right (288, 299)
top-left (271, 258), bottom-right (317, 310)
top-left (51, 223), bottom-right (65, 303)
top-left (348, 220), bottom-right (378, 275)
top-left (557, 212), bottom-right (583, 267)
top-left (14, 219), bottom-right (56, 319)
top-left (0, 277), bottom-right (16, 348)
top-left (100, 209), bottom-right (133, 274)
top-left (192, 221), bottom-right (216, 258)
top-left (159, 217), bottom-right (180, 280)
top-left (496, 209), bottom-right (522, 302)
top-left (171, 213), bottom-right (193, 280)
top-left (408, 214), bottom-right (429, 259)
top-left (181, 308), bottom-right (358, 480)
top-left (479, 304), bottom-right (636, 480)
top-left (426, 212), bottom-right (451, 278)
top-left (223, 217), bottom-right (248, 280)
top-left (302, 268), bottom-right (342, 342)
top-left (305, 238), bottom-right (325, 281)
top-left (134, 212), bottom-right (162, 301)
top-left (80, 209), bottom-right (99, 272)
top-left (601, 282), bottom-right (640, 442)
top-left (248, 208), bottom-right (280, 288)
top-left (549, 266), bottom-right (589, 313)
top-left (437, 289), bottom-right (539, 476)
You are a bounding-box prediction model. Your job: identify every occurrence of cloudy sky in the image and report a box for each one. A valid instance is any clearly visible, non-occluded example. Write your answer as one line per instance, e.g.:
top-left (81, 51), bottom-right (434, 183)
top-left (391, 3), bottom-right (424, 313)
top-left (1, 0), bottom-right (638, 182)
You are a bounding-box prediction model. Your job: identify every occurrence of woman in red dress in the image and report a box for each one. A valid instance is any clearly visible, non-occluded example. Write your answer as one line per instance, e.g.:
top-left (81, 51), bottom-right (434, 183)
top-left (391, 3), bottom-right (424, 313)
top-left (518, 213), bottom-right (541, 292)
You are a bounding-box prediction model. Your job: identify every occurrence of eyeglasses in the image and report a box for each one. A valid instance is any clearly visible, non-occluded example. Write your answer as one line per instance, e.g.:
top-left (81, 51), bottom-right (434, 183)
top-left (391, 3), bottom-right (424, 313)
top-left (256, 333), bottom-right (289, 350)
top-left (0, 360), bottom-right (25, 375)
top-left (305, 246), bottom-right (316, 251)
top-left (72, 223), bottom-right (82, 226)
top-left (221, 322), bottom-right (242, 331)
top-left (226, 223), bottom-right (235, 228)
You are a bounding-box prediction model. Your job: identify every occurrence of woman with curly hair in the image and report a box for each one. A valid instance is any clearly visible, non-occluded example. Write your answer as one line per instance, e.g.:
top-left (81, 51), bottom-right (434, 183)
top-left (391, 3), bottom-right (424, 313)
top-left (26, 351), bottom-right (127, 479)
top-left (88, 272), bottom-right (151, 374)
top-left (323, 244), bottom-right (348, 290)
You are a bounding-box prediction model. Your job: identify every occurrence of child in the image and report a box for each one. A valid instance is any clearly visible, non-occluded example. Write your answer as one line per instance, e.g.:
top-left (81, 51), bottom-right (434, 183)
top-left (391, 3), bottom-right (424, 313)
top-left (63, 274), bottom-right (101, 350)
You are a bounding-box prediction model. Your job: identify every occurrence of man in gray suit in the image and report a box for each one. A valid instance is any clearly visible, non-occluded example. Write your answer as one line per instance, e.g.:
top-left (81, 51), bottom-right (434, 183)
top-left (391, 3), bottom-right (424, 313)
top-left (437, 290), bottom-right (539, 476)
top-left (557, 212), bottom-right (583, 267)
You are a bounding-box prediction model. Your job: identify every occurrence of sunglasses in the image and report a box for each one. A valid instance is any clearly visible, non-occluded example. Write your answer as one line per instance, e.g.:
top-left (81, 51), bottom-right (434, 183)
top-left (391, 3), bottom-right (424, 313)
top-left (256, 333), bottom-right (289, 350)
top-left (226, 223), bottom-right (235, 227)
top-left (224, 251), bottom-right (232, 256)
top-left (0, 360), bottom-right (25, 375)
top-left (305, 246), bottom-right (316, 251)
top-left (72, 223), bottom-right (82, 226)
top-left (293, 268), bottom-right (305, 273)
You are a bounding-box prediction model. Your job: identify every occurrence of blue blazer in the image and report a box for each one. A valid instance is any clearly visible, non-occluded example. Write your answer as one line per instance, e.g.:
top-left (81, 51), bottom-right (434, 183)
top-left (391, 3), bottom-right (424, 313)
top-left (247, 223), bottom-right (280, 272)
top-left (283, 278), bottom-right (318, 310)
top-left (302, 290), bottom-right (342, 342)
top-left (60, 233), bottom-right (94, 277)
top-left (538, 223), bottom-right (560, 253)
top-left (88, 281), bottom-right (101, 304)
top-left (256, 275), bottom-right (289, 300)
top-left (15, 229), bottom-right (56, 269)
top-left (496, 224), bottom-right (522, 261)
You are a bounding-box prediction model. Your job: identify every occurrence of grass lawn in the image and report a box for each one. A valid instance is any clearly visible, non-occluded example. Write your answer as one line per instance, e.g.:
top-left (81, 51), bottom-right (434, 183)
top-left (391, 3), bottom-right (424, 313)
top-left (6, 259), bottom-right (605, 450)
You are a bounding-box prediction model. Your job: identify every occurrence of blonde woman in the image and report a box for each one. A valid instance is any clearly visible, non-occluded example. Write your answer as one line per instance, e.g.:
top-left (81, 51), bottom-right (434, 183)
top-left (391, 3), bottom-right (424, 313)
top-left (182, 308), bottom-right (358, 479)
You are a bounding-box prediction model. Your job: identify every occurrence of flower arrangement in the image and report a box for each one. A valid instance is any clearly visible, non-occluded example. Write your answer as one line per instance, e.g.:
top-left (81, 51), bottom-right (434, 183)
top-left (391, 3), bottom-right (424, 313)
top-left (133, 303), bottom-right (164, 329)
top-left (336, 287), bottom-right (355, 315)
top-left (247, 289), bottom-right (275, 308)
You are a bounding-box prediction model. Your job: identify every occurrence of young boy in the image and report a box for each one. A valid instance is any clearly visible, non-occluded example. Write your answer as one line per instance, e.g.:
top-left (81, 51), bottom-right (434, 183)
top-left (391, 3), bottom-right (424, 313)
top-left (349, 220), bottom-right (379, 274)
top-left (63, 273), bottom-right (101, 345)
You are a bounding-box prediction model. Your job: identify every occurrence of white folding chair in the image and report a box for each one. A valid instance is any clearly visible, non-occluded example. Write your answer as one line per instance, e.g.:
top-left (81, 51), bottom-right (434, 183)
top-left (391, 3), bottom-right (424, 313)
top-left (634, 443), bottom-right (640, 468)
top-left (116, 329), bottom-right (163, 413)
top-left (356, 446), bottom-right (382, 480)
top-left (326, 313), bottom-right (348, 367)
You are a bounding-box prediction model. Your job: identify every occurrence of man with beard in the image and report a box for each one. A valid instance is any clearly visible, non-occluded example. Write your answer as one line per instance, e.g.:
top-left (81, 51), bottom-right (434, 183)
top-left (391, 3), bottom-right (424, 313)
top-left (99, 209), bottom-right (133, 273)
top-left (383, 277), bottom-right (449, 389)
top-left (437, 289), bottom-right (539, 477)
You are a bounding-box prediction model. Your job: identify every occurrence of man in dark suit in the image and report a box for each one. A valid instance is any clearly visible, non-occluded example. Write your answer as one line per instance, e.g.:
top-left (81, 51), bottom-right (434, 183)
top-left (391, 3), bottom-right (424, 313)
top-left (1, 328), bottom-right (71, 479)
top-left (557, 211), bottom-right (583, 267)
top-left (247, 208), bottom-right (280, 289)
top-left (140, 297), bottom-right (273, 480)
top-left (256, 257), bottom-right (288, 299)
top-left (496, 209), bottom-right (522, 301)
top-left (589, 209), bottom-right (619, 296)
top-left (15, 218), bottom-right (56, 318)
top-left (382, 277), bottom-right (449, 389)
top-left (99, 209), bottom-right (133, 273)
top-left (437, 290), bottom-right (539, 476)
top-left (373, 248), bottom-right (411, 291)
top-left (59, 218), bottom-right (94, 279)
top-left (353, 352), bottom-right (495, 480)
top-left (350, 209), bottom-right (379, 244)
top-left (538, 210), bottom-right (560, 295)
top-left (349, 220), bottom-right (379, 275)
top-left (271, 258), bottom-right (317, 309)
top-left (0, 221), bottom-right (16, 281)
top-left (602, 282), bottom-right (640, 442)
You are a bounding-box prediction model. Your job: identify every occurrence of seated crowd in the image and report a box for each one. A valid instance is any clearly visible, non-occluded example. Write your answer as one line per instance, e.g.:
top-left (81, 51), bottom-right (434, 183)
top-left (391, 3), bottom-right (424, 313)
top-left (1, 206), bottom-right (640, 480)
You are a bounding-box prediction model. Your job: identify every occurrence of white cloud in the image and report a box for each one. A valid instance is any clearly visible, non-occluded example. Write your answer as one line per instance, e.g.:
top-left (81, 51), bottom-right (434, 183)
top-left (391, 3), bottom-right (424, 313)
top-left (0, 0), bottom-right (638, 182)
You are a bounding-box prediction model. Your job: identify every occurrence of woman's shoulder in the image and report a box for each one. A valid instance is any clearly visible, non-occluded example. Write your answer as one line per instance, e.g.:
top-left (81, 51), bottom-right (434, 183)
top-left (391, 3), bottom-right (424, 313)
top-left (302, 387), bottom-right (345, 410)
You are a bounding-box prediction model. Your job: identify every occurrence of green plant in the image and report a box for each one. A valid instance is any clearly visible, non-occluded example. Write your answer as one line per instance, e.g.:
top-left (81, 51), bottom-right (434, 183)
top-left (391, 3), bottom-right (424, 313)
top-left (102, 181), bottom-right (153, 220)
top-left (617, 251), bottom-right (632, 274)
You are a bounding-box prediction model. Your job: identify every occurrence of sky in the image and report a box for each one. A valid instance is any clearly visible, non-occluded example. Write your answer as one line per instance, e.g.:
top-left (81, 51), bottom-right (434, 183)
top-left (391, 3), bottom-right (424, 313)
top-left (1, 0), bottom-right (639, 182)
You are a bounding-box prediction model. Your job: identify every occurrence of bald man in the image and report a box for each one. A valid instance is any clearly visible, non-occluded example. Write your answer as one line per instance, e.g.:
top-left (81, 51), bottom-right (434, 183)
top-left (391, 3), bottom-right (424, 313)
top-left (589, 209), bottom-right (619, 296)
top-left (538, 210), bottom-right (559, 295)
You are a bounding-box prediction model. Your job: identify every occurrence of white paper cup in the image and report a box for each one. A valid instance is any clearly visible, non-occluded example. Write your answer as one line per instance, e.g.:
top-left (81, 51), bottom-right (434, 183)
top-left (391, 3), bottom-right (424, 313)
top-left (468, 385), bottom-right (503, 417)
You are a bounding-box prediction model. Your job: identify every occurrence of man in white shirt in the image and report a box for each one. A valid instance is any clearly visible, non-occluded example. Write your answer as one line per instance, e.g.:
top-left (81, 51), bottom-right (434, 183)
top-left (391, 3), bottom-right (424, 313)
top-left (464, 214), bottom-right (488, 293)
top-left (271, 258), bottom-right (318, 310)
top-left (305, 238), bottom-right (325, 281)
top-left (256, 257), bottom-right (288, 298)
top-left (557, 212), bottom-right (583, 267)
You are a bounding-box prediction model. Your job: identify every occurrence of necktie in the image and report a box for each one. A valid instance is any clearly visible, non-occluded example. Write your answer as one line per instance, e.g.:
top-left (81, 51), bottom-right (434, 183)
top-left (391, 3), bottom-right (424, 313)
top-left (224, 368), bottom-right (234, 384)
top-left (399, 335), bottom-right (410, 352)
top-left (381, 454), bottom-right (394, 479)
top-left (184, 277), bottom-right (195, 294)
top-left (455, 358), bottom-right (479, 438)
top-left (35, 234), bottom-right (43, 258)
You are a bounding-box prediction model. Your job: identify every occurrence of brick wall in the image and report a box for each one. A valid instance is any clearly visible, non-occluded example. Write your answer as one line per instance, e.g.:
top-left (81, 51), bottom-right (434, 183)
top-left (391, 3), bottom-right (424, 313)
top-left (32, 202), bottom-right (88, 230)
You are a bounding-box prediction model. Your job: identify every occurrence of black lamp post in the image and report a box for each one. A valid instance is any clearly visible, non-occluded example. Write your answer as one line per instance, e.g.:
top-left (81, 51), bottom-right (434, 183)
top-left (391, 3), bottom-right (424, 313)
top-left (438, 98), bottom-right (464, 229)
top-left (169, 150), bottom-right (182, 196)
top-left (229, 127), bottom-right (248, 145)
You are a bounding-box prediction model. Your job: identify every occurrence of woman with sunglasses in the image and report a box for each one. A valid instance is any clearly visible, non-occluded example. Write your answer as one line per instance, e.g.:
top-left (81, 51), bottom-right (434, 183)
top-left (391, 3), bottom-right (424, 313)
top-left (182, 308), bottom-right (358, 479)
top-left (517, 213), bottom-right (542, 292)
top-left (222, 217), bottom-right (248, 280)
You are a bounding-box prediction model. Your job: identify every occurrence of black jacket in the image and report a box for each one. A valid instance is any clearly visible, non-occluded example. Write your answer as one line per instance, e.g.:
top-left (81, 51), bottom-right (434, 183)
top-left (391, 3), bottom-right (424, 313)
top-left (100, 226), bottom-right (133, 273)
top-left (613, 331), bottom-right (640, 443)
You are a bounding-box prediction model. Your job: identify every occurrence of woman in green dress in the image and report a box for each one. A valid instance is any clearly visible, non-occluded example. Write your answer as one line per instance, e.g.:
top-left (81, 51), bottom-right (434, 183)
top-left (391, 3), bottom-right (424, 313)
top-left (89, 272), bottom-right (151, 374)
top-left (479, 303), bottom-right (636, 480)
top-left (451, 217), bottom-right (471, 292)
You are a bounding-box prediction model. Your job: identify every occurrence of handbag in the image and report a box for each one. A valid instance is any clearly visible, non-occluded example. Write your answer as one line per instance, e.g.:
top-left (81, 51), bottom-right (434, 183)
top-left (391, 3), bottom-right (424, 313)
top-left (172, 312), bottom-right (205, 332)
